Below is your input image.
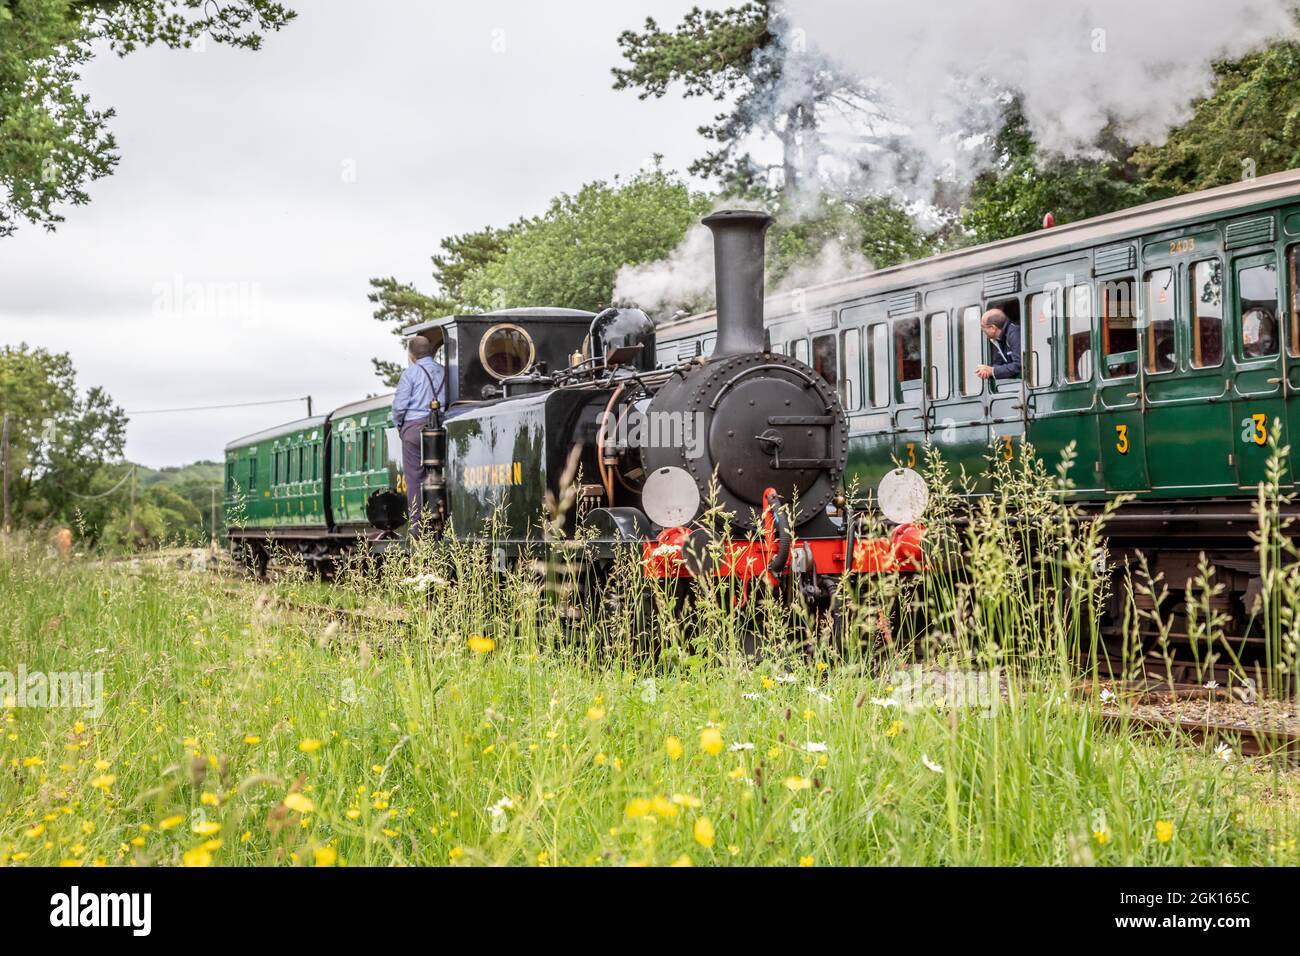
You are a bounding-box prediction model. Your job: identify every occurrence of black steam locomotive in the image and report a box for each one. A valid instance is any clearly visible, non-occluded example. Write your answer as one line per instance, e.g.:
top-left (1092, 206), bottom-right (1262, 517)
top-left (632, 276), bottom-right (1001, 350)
top-left (225, 210), bottom-right (922, 599)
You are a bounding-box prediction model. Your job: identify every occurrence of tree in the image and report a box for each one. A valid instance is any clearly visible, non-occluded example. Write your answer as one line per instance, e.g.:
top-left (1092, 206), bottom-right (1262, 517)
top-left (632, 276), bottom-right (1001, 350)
top-left (612, 2), bottom-right (879, 197)
top-left (0, 0), bottom-right (295, 237)
top-left (0, 343), bottom-right (127, 527)
top-left (459, 168), bottom-right (712, 314)
top-left (367, 226), bottom-right (514, 385)
top-left (1133, 37), bottom-right (1300, 193)
top-left (767, 193), bottom-right (935, 285)
top-left (958, 102), bottom-right (1162, 246)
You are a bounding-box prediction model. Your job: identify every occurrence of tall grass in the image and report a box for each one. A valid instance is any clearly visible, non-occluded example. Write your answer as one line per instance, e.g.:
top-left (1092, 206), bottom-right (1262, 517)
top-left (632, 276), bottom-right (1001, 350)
top-left (0, 444), bottom-right (1296, 867)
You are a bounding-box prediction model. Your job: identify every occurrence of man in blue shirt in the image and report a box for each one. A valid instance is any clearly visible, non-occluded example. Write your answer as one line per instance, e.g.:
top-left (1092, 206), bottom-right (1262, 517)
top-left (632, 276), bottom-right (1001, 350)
top-left (975, 309), bottom-right (1022, 381)
top-left (392, 334), bottom-right (445, 537)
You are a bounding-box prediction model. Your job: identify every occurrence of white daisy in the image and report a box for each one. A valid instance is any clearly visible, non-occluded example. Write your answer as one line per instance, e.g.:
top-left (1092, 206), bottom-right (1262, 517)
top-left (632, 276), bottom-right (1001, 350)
top-left (775, 674), bottom-right (797, 684)
top-left (1099, 687), bottom-right (1116, 703)
top-left (741, 693), bottom-right (761, 702)
top-left (869, 697), bottom-right (899, 708)
top-left (1214, 741), bottom-right (1233, 764)
top-left (921, 753), bottom-right (944, 774)
top-left (728, 742), bottom-right (755, 752)
top-left (804, 741), bottom-right (828, 753)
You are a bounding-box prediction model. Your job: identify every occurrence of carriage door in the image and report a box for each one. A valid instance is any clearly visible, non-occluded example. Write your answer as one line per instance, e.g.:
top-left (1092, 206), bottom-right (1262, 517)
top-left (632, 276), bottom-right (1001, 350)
top-left (1285, 234), bottom-right (1300, 476)
top-left (1094, 269), bottom-right (1150, 491)
top-left (945, 303), bottom-right (993, 493)
top-left (1141, 233), bottom-right (1236, 492)
top-left (1230, 241), bottom-right (1288, 487)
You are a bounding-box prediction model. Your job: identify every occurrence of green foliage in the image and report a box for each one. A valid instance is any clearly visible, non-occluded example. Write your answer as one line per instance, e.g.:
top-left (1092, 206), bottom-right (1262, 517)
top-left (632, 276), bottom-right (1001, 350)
top-left (0, 0), bottom-right (294, 237)
top-left (1133, 38), bottom-right (1300, 193)
top-left (456, 168), bottom-right (712, 314)
top-left (768, 194), bottom-right (936, 283)
top-left (958, 102), bottom-right (1162, 246)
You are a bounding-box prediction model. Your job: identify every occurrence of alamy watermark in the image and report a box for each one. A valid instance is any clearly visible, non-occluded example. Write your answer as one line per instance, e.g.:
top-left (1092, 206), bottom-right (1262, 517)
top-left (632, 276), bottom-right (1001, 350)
top-left (1, 666), bottom-right (104, 718)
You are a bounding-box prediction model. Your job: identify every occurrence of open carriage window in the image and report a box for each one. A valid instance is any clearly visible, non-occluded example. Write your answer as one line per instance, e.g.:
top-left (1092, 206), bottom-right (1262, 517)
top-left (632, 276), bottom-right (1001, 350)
top-left (1099, 277), bottom-right (1137, 378)
top-left (959, 306), bottom-right (983, 395)
top-left (1026, 292), bottom-right (1054, 386)
top-left (1238, 260), bottom-right (1279, 359)
top-left (925, 312), bottom-right (949, 399)
top-left (894, 317), bottom-right (922, 387)
top-left (1064, 285), bottom-right (1093, 382)
top-left (1144, 268), bottom-right (1176, 374)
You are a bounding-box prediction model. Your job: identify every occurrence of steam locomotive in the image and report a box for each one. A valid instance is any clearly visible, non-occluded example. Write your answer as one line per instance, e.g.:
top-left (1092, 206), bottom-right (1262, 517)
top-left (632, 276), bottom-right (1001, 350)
top-left (223, 210), bottom-right (923, 604)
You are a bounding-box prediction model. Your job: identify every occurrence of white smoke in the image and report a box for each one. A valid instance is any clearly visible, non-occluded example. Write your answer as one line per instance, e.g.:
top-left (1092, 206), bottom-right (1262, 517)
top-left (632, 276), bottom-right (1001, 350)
top-left (778, 0), bottom-right (1298, 196)
top-left (772, 237), bottom-right (872, 295)
top-left (612, 220), bottom-right (715, 320)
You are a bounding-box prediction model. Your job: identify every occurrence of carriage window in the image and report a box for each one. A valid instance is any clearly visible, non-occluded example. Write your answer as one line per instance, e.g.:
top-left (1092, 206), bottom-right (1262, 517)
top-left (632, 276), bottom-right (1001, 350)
top-left (312, 443), bottom-right (320, 481)
top-left (790, 338), bottom-right (809, 364)
top-left (1238, 260), bottom-right (1279, 359)
top-left (894, 317), bottom-right (922, 386)
top-left (1190, 260), bottom-right (1224, 368)
top-left (1144, 268), bottom-right (1176, 374)
top-left (298, 446), bottom-right (305, 481)
top-left (925, 312), bottom-right (950, 400)
top-left (226, 461), bottom-right (235, 494)
top-left (273, 450), bottom-right (281, 485)
top-left (361, 429), bottom-right (370, 471)
top-left (812, 334), bottom-right (837, 388)
top-left (1026, 292), bottom-right (1053, 387)
top-left (840, 327), bottom-right (862, 411)
top-left (249, 457), bottom-right (257, 487)
top-left (480, 323), bottom-right (536, 379)
top-left (1063, 285), bottom-right (1093, 382)
top-left (1099, 277), bottom-right (1137, 377)
top-left (959, 306), bottom-right (983, 396)
top-left (1289, 246), bottom-right (1300, 358)
top-left (868, 323), bottom-right (889, 408)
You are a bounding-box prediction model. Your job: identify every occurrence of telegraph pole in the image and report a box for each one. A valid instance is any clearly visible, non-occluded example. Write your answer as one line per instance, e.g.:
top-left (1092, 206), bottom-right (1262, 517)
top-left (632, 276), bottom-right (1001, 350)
top-left (1, 414), bottom-right (11, 533)
top-left (306, 395), bottom-right (313, 417)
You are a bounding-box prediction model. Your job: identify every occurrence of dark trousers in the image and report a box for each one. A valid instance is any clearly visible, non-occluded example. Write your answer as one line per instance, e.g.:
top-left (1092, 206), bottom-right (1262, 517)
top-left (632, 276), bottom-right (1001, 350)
top-left (400, 419), bottom-right (428, 537)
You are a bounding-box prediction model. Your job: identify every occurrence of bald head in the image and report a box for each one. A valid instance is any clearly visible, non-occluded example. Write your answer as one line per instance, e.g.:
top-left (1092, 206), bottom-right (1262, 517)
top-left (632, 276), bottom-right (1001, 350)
top-left (980, 309), bottom-right (1008, 341)
top-left (407, 335), bottom-right (433, 360)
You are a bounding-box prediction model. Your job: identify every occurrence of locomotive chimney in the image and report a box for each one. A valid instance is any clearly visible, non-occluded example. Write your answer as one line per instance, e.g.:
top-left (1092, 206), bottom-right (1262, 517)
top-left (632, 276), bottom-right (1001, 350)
top-left (703, 209), bottom-right (773, 357)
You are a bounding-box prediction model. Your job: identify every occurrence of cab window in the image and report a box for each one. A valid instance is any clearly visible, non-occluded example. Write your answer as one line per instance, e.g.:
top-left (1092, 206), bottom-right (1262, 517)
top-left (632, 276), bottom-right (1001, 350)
top-left (1144, 267), bottom-right (1176, 373)
top-left (1190, 259), bottom-right (1224, 368)
top-left (1238, 259), bottom-right (1280, 359)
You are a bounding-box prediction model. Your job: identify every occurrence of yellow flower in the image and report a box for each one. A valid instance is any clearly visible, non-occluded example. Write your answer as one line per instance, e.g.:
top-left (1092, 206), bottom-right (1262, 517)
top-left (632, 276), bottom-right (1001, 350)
top-left (885, 719), bottom-right (903, 738)
top-left (22, 756), bottom-right (43, 767)
top-left (783, 775), bottom-right (811, 791)
top-left (767, 745), bottom-right (782, 759)
top-left (665, 735), bottom-right (683, 761)
top-left (25, 823), bottom-right (45, 839)
top-left (467, 635), bottom-right (495, 654)
top-left (594, 752), bottom-right (607, 765)
top-left (799, 855), bottom-right (815, 867)
top-left (284, 793), bottom-right (315, 814)
top-left (89, 773), bottom-right (115, 791)
top-left (802, 708), bottom-right (814, 720)
top-left (244, 735), bottom-right (261, 745)
top-left (815, 661), bottom-right (828, 672)
top-left (1093, 829), bottom-right (1111, 846)
top-left (449, 846), bottom-right (464, 861)
top-left (200, 792), bottom-right (220, 807)
top-left (651, 795), bottom-right (679, 818)
top-left (670, 854), bottom-right (693, 867)
top-left (671, 794), bottom-right (702, 808)
top-left (313, 845), bottom-right (338, 867)
top-left (625, 798), bottom-right (652, 819)
top-left (159, 815), bottom-right (184, 830)
top-left (727, 844), bottom-right (740, 856)
top-left (192, 820), bottom-right (221, 837)
top-left (1155, 820), bottom-right (1174, 843)
top-left (298, 738), bottom-right (322, 753)
top-left (727, 766), bottom-right (746, 780)
top-left (81, 820), bottom-right (95, 835)
top-left (694, 816), bottom-right (715, 849)
top-left (73, 720), bottom-right (86, 734)
top-left (346, 808), bottom-right (361, 820)
top-left (761, 676), bottom-right (775, 690)
top-left (93, 759), bottom-right (110, 771)
top-left (182, 846), bottom-right (212, 867)
top-left (536, 850), bottom-right (549, 866)
top-left (130, 836), bottom-right (145, 847)
top-left (586, 706), bottom-right (605, 721)
top-left (700, 727), bottom-right (723, 756)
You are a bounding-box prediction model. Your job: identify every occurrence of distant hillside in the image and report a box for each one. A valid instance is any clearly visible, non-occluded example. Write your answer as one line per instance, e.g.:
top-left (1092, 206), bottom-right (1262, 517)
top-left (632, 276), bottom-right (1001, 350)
top-left (138, 460), bottom-right (224, 488)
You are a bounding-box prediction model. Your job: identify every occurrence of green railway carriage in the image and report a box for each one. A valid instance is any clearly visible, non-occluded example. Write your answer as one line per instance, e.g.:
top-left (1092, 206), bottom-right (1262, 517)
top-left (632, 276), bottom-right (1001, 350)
top-left (224, 394), bottom-right (401, 569)
top-left (654, 168), bottom-right (1300, 508)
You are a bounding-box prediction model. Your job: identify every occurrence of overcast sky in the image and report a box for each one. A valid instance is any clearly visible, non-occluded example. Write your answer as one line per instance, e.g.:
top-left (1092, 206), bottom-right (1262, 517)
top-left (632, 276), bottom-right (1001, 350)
top-left (0, 1), bottom-right (725, 467)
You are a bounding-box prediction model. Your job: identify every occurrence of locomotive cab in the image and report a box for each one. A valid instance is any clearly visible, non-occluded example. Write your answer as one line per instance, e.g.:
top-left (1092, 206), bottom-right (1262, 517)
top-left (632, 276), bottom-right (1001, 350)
top-left (402, 307), bottom-right (595, 406)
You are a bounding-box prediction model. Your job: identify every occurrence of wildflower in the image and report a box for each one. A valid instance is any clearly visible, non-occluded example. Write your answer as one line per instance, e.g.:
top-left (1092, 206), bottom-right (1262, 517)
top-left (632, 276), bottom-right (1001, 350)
top-left (244, 735), bottom-right (261, 745)
top-left (671, 794), bottom-right (702, 808)
top-left (728, 766), bottom-right (746, 780)
top-left (625, 798), bottom-right (653, 819)
top-left (298, 738), bottom-right (322, 753)
top-left (191, 821), bottom-right (221, 837)
top-left (728, 742), bottom-right (754, 752)
top-left (1093, 829), bottom-right (1111, 846)
top-left (536, 850), bottom-right (549, 866)
top-left (742, 693), bottom-right (761, 702)
top-left (776, 674), bottom-right (797, 684)
top-left (25, 823), bottom-right (45, 839)
top-left (90, 774), bottom-right (115, 792)
top-left (93, 759), bottom-right (110, 771)
top-left (313, 846), bottom-right (337, 867)
top-left (694, 816), bottom-right (715, 849)
top-left (1155, 820), bottom-right (1174, 843)
top-left (130, 837), bottom-right (145, 847)
top-left (586, 706), bottom-right (605, 722)
top-left (665, 736), bottom-right (683, 761)
top-left (805, 686), bottom-right (832, 702)
top-left (921, 754), bottom-right (943, 774)
top-left (21, 757), bottom-right (43, 767)
top-left (1214, 742), bottom-right (1234, 764)
top-left (1099, 687), bottom-right (1116, 703)
top-left (159, 815), bottom-right (184, 830)
top-left (283, 793), bottom-right (315, 814)
top-left (449, 847), bottom-right (464, 861)
top-left (346, 808), bottom-right (361, 820)
top-left (700, 727), bottom-right (723, 756)
top-left (594, 752), bottom-right (607, 765)
top-left (200, 792), bottom-right (220, 807)
top-left (885, 720), bottom-right (903, 738)
top-left (182, 846), bottom-right (213, 867)
top-left (727, 844), bottom-right (740, 856)
top-left (804, 742), bottom-right (827, 753)
top-left (799, 855), bottom-right (815, 867)
top-left (670, 854), bottom-right (693, 867)
top-left (783, 775), bottom-right (811, 791)
top-left (1205, 680), bottom-right (1219, 690)
top-left (651, 795), bottom-right (678, 818)
top-left (761, 677), bottom-right (776, 690)
top-left (802, 708), bottom-right (814, 720)
top-left (869, 697), bottom-right (898, 709)
top-left (467, 635), bottom-right (495, 654)
top-left (816, 661), bottom-right (828, 672)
